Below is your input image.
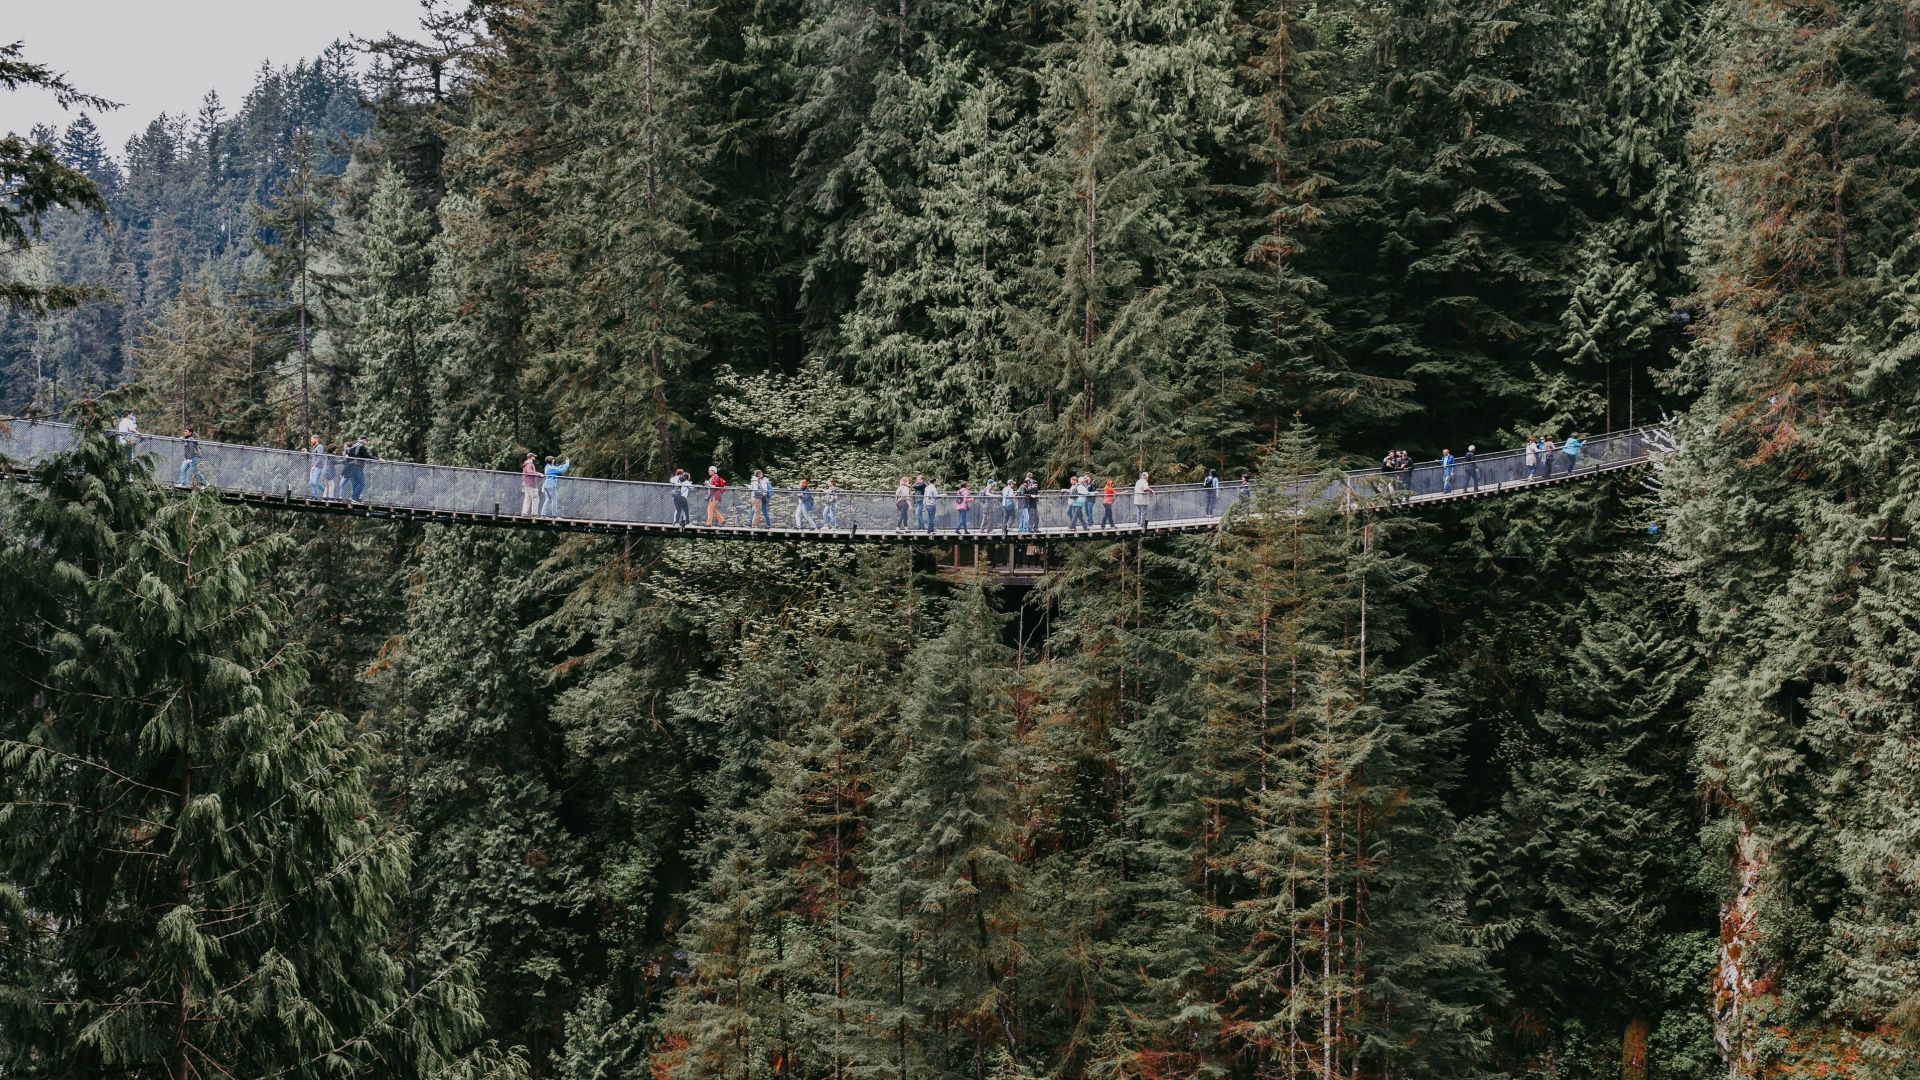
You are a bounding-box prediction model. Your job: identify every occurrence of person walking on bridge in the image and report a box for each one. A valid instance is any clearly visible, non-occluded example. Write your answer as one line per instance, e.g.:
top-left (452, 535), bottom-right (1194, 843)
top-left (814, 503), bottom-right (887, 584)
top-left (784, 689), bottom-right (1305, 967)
top-left (1540, 435), bottom-right (1558, 479)
top-left (981, 479), bottom-right (1000, 529)
top-left (307, 435), bottom-right (327, 496)
top-left (324, 445), bottom-right (343, 498)
top-left (1133, 471), bottom-right (1154, 528)
top-left (895, 476), bottom-right (912, 529)
top-left (795, 479), bottom-right (820, 528)
top-left (1067, 476), bottom-right (1088, 530)
top-left (1525, 437), bottom-right (1541, 480)
top-left (1020, 474), bottom-right (1039, 533)
top-left (705, 466), bottom-right (728, 525)
top-left (823, 479), bottom-right (841, 528)
top-left (1001, 478), bottom-right (1016, 532)
top-left (923, 477), bottom-right (941, 532)
top-left (955, 482), bottom-right (972, 533)
top-left (1204, 469), bottom-right (1220, 516)
top-left (1464, 445), bottom-right (1480, 491)
top-left (1563, 433), bottom-right (1586, 475)
top-left (178, 427), bottom-right (203, 487)
top-left (343, 437), bottom-right (375, 502)
top-left (748, 470), bottom-right (773, 528)
top-left (671, 468), bottom-right (693, 525)
top-left (1101, 478), bottom-right (1116, 528)
top-left (521, 453), bottom-right (541, 515)
top-left (540, 455), bottom-right (571, 516)
top-left (1440, 449), bottom-right (1456, 494)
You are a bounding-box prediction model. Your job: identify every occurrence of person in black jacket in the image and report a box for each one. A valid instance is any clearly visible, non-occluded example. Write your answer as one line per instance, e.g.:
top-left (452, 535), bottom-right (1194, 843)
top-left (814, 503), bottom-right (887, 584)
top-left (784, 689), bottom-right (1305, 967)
top-left (178, 427), bottom-right (203, 487)
top-left (342, 437), bottom-right (376, 501)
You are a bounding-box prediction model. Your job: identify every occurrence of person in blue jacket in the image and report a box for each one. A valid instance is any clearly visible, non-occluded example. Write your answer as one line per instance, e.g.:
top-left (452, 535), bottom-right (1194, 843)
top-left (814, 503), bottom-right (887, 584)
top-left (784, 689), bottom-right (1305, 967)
top-left (540, 455), bottom-right (571, 516)
top-left (1563, 433), bottom-right (1586, 474)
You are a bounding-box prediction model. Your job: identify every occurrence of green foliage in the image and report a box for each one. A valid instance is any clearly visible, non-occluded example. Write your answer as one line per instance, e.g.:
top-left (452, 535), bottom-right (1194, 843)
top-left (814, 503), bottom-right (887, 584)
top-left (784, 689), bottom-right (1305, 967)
top-left (0, 44), bottom-right (111, 314)
top-left (0, 416), bottom-right (517, 1079)
top-left (345, 169), bottom-right (437, 458)
top-left (845, 583), bottom-right (1024, 1077)
top-left (1664, 0), bottom-right (1920, 1069)
top-left (1, 46), bottom-right (370, 413)
top-left (22, 0), bottom-right (1920, 1074)
top-left (1199, 427), bottom-right (1499, 1078)
top-left (534, 0), bottom-right (715, 476)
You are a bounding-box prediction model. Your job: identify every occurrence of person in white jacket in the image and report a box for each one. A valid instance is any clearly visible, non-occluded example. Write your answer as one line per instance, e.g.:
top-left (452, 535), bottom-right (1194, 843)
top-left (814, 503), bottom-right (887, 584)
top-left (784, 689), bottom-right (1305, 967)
top-left (115, 411), bottom-right (140, 459)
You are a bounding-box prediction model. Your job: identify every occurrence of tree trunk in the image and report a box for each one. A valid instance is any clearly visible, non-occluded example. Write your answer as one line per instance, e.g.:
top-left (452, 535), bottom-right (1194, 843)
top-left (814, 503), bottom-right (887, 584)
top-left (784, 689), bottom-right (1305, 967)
top-left (1621, 1015), bottom-right (1650, 1080)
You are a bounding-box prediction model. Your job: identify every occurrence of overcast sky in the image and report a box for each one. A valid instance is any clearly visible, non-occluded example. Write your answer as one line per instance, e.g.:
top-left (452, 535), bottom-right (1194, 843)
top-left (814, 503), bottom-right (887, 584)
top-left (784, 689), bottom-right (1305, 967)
top-left (3, 1), bottom-right (426, 152)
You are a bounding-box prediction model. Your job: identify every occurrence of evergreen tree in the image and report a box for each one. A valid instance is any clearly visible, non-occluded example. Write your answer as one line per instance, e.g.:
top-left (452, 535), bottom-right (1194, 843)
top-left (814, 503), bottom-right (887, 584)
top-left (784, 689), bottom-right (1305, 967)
top-left (846, 584), bottom-right (1026, 1077)
top-left (57, 114), bottom-right (121, 198)
top-left (1666, 0), bottom-right (1920, 1067)
top-left (833, 63), bottom-right (1034, 473)
top-left (1466, 536), bottom-right (1710, 1073)
top-left (536, 0), bottom-right (713, 476)
top-left (249, 127), bottom-right (337, 444)
top-left (1316, 0), bottom-right (1578, 441)
top-left (132, 279), bottom-right (268, 438)
top-left (1547, 0), bottom-right (1699, 433)
top-left (375, 418), bottom-right (580, 1067)
top-left (656, 555), bottom-right (917, 1079)
top-left (0, 417), bottom-right (518, 1079)
top-left (345, 168), bottom-right (437, 459)
top-left (1200, 427), bottom-right (1499, 1079)
top-left (1017, 0), bottom-right (1246, 478)
top-left (0, 43), bottom-right (112, 314)
top-left (1234, 0), bottom-right (1372, 441)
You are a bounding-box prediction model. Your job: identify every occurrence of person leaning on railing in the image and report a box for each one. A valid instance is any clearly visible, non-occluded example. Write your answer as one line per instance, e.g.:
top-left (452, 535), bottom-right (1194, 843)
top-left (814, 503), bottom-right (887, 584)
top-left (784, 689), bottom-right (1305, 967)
top-left (1133, 471), bottom-right (1154, 527)
top-left (115, 410), bottom-right (140, 460)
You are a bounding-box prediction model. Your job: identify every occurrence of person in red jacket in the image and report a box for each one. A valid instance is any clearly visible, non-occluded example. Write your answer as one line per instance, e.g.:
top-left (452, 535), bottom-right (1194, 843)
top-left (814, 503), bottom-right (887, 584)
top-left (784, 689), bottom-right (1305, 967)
top-left (704, 465), bottom-right (728, 526)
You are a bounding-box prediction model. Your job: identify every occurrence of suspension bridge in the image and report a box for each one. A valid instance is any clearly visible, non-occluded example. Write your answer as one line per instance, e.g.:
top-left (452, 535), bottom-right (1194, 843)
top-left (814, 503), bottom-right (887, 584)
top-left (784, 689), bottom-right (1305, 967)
top-left (0, 419), bottom-right (1666, 544)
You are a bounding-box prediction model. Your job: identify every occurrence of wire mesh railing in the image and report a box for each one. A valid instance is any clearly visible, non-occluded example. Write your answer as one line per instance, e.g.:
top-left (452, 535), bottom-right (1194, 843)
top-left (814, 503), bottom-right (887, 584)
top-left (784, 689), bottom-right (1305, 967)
top-left (0, 419), bottom-right (1663, 539)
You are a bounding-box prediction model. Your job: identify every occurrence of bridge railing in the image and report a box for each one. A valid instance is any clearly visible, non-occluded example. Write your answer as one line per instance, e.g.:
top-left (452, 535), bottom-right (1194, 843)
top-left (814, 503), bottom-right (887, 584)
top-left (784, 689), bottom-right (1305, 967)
top-left (1338, 427), bottom-right (1654, 504)
top-left (0, 419), bottom-right (1660, 535)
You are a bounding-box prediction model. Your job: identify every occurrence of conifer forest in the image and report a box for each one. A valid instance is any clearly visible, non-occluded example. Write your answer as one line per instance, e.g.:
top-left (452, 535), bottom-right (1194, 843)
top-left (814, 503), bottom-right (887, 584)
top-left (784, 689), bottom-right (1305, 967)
top-left (4, 0), bottom-right (1920, 1075)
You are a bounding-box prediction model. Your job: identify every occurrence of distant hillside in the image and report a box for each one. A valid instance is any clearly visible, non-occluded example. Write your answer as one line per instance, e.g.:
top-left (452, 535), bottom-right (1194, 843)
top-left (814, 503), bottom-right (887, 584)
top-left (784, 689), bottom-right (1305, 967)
top-left (0, 43), bottom-right (367, 412)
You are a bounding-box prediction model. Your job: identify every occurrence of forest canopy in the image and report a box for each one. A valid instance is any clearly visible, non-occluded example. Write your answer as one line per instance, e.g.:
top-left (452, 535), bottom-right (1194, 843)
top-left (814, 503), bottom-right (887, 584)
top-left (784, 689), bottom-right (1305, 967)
top-left (3, 1), bottom-right (1918, 1077)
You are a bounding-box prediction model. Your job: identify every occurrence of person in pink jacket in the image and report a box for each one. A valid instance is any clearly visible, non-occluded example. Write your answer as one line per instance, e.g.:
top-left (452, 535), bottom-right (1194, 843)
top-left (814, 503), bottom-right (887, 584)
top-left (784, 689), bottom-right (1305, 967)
top-left (520, 453), bottom-right (540, 515)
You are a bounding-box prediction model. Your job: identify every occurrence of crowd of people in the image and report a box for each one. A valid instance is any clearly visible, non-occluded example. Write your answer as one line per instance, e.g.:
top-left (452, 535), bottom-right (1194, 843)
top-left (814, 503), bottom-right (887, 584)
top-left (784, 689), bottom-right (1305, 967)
top-left (1378, 432), bottom-right (1591, 495)
top-left (643, 468), bottom-right (1207, 534)
top-left (257, 434), bottom-right (386, 502)
top-left (103, 409), bottom-right (1608, 531)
